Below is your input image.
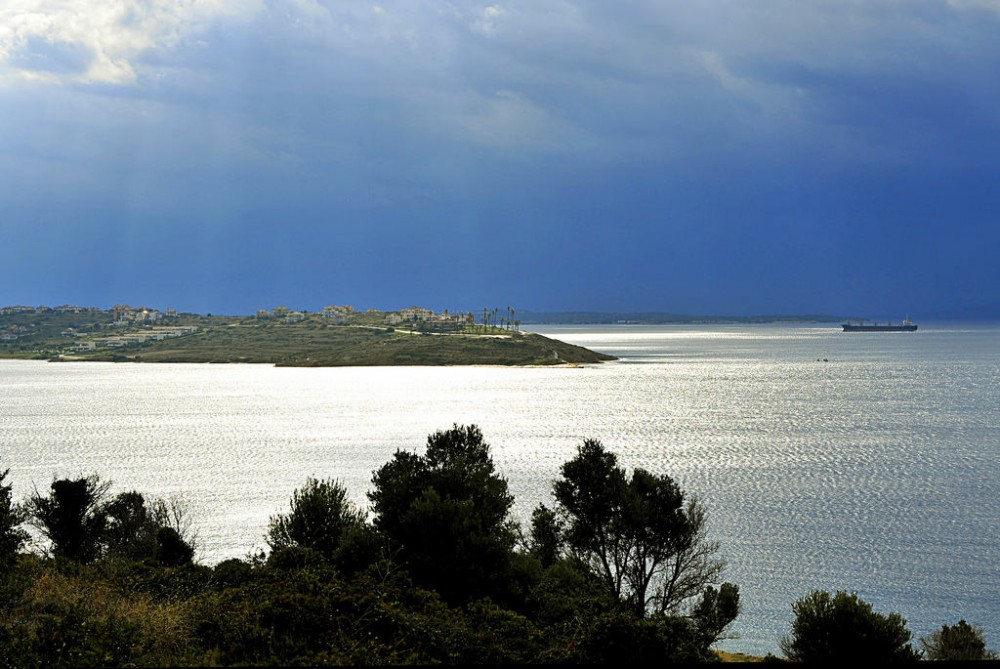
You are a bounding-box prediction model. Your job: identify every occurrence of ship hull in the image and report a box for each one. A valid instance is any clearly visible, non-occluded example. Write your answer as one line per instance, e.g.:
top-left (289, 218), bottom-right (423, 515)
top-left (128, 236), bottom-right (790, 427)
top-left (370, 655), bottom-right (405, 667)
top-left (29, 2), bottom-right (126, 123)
top-left (842, 324), bottom-right (918, 332)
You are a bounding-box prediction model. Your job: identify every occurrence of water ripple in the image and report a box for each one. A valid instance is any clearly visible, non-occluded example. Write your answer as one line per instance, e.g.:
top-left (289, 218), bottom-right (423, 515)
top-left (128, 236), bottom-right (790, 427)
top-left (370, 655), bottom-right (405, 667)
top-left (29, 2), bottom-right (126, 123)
top-left (1, 324), bottom-right (997, 657)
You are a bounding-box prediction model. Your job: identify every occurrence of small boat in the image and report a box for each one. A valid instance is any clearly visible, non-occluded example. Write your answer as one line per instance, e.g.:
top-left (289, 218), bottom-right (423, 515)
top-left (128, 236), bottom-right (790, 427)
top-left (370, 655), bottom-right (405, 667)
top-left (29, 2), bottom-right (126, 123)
top-left (842, 317), bottom-right (917, 332)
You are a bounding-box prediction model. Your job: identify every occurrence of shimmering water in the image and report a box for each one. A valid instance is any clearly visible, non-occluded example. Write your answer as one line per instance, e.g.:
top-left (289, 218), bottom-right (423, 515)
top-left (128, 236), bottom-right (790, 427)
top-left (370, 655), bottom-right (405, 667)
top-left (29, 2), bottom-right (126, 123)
top-left (1, 323), bottom-right (997, 656)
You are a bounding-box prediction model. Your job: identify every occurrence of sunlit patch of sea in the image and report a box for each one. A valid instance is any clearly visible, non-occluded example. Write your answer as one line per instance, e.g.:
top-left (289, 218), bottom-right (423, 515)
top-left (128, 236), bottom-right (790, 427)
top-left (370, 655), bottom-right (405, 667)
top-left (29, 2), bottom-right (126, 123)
top-left (0, 323), bottom-right (997, 657)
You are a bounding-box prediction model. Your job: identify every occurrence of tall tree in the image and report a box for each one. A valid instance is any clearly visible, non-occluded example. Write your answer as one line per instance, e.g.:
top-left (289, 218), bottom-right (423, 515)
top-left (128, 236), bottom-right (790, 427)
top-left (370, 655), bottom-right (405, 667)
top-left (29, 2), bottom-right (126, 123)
top-left (369, 424), bottom-right (518, 603)
top-left (553, 439), bottom-right (729, 618)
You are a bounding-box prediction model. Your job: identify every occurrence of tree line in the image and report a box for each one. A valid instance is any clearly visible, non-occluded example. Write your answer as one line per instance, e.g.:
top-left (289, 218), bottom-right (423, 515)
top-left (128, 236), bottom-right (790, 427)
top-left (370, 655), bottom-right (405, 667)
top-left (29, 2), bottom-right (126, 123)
top-left (0, 425), bottom-right (995, 665)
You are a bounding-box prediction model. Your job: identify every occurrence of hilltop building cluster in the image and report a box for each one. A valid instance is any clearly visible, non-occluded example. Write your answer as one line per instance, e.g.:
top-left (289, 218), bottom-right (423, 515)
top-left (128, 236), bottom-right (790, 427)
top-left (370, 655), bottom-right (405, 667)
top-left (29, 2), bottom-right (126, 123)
top-left (254, 304), bottom-right (473, 328)
top-left (0, 303), bottom-right (185, 346)
top-left (387, 306), bottom-right (470, 327)
top-left (0, 304), bottom-right (178, 322)
top-left (113, 304), bottom-right (178, 324)
top-left (0, 305), bottom-right (102, 315)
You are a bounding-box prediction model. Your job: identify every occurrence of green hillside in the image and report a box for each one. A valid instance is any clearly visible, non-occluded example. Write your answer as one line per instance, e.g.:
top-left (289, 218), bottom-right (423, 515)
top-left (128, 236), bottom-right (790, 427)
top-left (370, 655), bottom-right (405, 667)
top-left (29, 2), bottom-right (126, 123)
top-left (0, 307), bottom-right (615, 366)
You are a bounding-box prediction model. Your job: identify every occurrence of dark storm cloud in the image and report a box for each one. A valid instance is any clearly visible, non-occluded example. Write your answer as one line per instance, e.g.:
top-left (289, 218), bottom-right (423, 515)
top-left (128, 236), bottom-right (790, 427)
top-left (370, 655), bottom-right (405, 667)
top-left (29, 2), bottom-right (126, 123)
top-left (1, 1), bottom-right (999, 316)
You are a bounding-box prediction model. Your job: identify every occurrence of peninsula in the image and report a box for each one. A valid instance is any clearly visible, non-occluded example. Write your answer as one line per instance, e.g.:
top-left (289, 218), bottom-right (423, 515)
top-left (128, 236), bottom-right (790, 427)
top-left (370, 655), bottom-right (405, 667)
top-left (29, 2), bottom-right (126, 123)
top-left (0, 304), bottom-right (615, 367)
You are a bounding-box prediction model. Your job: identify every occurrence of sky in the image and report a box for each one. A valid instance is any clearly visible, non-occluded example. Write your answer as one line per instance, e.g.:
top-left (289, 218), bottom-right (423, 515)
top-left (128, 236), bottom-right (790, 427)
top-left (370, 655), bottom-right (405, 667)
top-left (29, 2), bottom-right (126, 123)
top-left (2, 1), bottom-right (999, 318)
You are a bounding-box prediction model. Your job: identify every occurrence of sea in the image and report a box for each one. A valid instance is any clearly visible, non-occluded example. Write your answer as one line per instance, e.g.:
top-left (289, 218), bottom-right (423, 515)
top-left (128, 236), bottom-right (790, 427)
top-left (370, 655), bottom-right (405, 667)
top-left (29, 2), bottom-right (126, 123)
top-left (1, 322), bottom-right (997, 657)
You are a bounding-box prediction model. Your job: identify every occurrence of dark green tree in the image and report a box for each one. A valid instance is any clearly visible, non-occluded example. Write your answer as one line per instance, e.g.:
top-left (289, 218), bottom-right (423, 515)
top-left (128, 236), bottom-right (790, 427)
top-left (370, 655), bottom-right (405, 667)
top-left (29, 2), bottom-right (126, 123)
top-left (267, 477), bottom-right (367, 564)
top-left (155, 526), bottom-right (194, 566)
top-left (369, 424), bottom-right (518, 603)
top-left (689, 582), bottom-right (741, 647)
top-left (0, 459), bottom-right (28, 571)
top-left (527, 503), bottom-right (563, 568)
top-left (780, 590), bottom-right (919, 662)
top-left (104, 491), bottom-right (156, 560)
top-left (104, 491), bottom-right (196, 565)
top-left (26, 476), bottom-right (110, 563)
top-left (920, 619), bottom-right (997, 661)
top-left (553, 439), bottom-right (728, 618)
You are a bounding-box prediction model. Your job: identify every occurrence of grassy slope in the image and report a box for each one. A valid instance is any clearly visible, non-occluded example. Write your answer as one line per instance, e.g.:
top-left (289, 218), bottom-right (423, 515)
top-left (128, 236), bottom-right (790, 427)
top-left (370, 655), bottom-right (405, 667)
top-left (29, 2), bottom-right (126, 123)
top-left (1, 311), bottom-right (616, 366)
top-left (69, 325), bottom-right (615, 366)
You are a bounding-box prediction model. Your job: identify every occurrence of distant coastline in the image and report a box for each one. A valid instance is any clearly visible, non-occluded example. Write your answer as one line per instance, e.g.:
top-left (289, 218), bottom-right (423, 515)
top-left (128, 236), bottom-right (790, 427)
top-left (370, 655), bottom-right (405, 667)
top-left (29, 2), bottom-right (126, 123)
top-left (0, 303), bottom-right (615, 367)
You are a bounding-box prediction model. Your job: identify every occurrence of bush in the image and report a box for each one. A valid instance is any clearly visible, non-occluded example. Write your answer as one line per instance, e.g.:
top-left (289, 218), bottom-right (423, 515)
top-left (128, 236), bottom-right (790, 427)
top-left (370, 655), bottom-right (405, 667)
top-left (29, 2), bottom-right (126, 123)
top-left (525, 557), bottom-right (614, 626)
top-left (265, 545), bottom-right (330, 571)
top-left (0, 459), bottom-right (27, 572)
top-left (267, 477), bottom-right (367, 567)
top-left (211, 558), bottom-right (254, 590)
top-left (4, 567), bottom-right (201, 666)
top-left (780, 590), bottom-right (919, 662)
top-left (155, 526), bottom-right (194, 566)
top-left (25, 476), bottom-right (110, 563)
top-left (920, 619), bottom-right (997, 661)
top-left (569, 612), bottom-right (711, 664)
top-left (104, 491), bottom-right (197, 566)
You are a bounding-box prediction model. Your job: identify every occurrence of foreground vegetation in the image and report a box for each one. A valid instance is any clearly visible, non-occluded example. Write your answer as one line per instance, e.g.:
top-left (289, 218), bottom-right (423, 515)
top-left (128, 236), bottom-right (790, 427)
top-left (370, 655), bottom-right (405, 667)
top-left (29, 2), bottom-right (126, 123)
top-left (1, 426), bottom-right (995, 665)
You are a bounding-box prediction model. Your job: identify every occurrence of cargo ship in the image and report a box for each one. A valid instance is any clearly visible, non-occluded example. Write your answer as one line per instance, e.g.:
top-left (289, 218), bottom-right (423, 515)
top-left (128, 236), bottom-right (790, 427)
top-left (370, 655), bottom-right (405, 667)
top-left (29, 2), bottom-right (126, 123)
top-left (842, 317), bottom-right (917, 332)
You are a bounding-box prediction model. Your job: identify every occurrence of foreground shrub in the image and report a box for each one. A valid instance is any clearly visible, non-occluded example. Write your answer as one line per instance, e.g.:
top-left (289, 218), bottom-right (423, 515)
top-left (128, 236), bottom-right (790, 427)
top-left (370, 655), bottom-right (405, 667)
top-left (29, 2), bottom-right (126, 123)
top-left (0, 460), bottom-right (27, 573)
top-left (25, 477), bottom-right (110, 564)
top-left (567, 612), bottom-right (713, 664)
top-left (920, 619), bottom-right (997, 661)
top-left (190, 565), bottom-right (548, 665)
top-left (780, 590), bottom-right (919, 662)
top-left (0, 567), bottom-right (200, 667)
top-left (267, 478), bottom-right (367, 567)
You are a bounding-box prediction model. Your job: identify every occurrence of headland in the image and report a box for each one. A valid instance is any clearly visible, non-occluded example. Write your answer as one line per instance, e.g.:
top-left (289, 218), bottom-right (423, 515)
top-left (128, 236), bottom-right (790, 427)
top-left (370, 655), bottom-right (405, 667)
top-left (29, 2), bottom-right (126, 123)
top-left (0, 304), bottom-right (615, 367)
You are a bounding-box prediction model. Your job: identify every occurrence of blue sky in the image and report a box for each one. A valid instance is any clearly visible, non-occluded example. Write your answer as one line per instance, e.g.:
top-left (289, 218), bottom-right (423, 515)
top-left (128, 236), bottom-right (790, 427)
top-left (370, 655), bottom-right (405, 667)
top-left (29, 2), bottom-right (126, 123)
top-left (2, 1), bottom-right (999, 317)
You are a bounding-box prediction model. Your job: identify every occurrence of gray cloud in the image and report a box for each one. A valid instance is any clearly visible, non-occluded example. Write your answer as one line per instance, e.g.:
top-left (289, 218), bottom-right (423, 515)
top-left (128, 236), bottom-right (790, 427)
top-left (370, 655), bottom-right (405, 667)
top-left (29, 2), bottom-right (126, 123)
top-left (3, 1), bottom-right (999, 314)
top-left (8, 35), bottom-right (94, 74)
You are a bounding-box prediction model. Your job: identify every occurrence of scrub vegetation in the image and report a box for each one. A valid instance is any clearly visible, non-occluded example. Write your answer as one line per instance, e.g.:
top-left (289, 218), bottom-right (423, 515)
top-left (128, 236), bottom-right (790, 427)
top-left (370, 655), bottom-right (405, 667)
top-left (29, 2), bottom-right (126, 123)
top-left (0, 428), bottom-right (993, 665)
